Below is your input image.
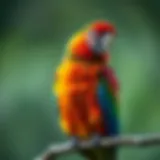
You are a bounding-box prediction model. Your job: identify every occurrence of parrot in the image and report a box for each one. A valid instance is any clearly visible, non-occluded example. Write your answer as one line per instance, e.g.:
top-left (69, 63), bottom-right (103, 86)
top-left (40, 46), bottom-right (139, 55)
top-left (53, 20), bottom-right (119, 160)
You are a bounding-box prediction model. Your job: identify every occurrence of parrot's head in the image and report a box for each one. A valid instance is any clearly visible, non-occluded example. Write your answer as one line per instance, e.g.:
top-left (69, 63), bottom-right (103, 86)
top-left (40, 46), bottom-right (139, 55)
top-left (86, 20), bottom-right (116, 54)
top-left (66, 20), bottom-right (116, 61)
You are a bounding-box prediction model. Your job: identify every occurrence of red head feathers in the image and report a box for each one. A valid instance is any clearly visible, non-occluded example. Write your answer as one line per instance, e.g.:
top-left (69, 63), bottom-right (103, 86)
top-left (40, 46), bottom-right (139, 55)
top-left (89, 20), bottom-right (116, 35)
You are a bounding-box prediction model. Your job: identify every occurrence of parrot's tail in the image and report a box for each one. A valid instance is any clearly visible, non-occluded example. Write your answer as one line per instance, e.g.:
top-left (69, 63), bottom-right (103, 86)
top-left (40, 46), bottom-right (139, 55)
top-left (79, 149), bottom-right (95, 160)
top-left (104, 148), bottom-right (116, 160)
top-left (80, 148), bottom-right (117, 160)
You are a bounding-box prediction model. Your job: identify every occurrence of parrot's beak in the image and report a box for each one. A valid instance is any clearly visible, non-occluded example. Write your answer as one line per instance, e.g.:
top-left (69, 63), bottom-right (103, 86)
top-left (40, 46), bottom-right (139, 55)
top-left (86, 30), bottom-right (115, 53)
top-left (101, 33), bottom-right (115, 51)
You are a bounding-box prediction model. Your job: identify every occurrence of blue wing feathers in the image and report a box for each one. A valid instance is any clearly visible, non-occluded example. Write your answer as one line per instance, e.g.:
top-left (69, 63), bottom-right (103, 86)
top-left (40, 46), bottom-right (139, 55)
top-left (97, 78), bottom-right (119, 136)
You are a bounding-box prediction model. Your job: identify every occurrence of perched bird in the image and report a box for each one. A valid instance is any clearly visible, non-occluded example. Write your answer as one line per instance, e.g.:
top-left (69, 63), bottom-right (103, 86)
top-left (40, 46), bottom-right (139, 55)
top-left (53, 20), bottom-right (119, 160)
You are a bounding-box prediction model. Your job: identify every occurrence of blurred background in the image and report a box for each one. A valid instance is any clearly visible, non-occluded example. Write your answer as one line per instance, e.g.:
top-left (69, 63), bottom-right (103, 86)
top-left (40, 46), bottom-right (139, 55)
top-left (0, 0), bottom-right (160, 160)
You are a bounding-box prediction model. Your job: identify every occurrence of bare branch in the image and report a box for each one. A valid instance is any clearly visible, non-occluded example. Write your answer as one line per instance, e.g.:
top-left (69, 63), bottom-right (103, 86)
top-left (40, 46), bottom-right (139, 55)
top-left (35, 134), bottom-right (160, 160)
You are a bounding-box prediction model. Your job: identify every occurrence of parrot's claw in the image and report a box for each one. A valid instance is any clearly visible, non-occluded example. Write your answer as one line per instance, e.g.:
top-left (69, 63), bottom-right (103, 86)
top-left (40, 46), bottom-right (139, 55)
top-left (70, 136), bottom-right (79, 147)
top-left (91, 134), bottom-right (101, 146)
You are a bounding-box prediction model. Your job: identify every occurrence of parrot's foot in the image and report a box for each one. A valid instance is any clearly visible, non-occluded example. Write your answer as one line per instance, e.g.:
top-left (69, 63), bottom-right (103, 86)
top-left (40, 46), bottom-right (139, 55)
top-left (70, 136), bottom-right (80, 148)
top-left (91, 134), bottom-right (101, 147)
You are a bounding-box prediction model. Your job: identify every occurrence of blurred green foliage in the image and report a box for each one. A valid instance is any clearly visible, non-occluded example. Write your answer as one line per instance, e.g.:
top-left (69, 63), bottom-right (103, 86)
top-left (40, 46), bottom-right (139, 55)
top-left (0, 1), bottom-right (160, 160)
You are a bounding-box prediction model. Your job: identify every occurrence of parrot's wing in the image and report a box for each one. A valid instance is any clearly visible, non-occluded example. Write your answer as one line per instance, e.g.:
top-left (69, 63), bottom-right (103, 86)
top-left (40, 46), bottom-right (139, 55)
top-left (97, 66), bottom-right (119, 136)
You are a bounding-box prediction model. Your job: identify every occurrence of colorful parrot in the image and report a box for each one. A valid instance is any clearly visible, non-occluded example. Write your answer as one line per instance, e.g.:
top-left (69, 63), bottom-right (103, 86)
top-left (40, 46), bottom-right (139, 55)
top-left (53, 20), bottom-right (119, 160)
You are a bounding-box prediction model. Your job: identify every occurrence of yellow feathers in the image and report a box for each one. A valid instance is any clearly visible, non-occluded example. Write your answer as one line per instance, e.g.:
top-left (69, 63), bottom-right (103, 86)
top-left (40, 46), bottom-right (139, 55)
top-left (53, 61), bottom-right (72, 97)
top-left (65, 30), bottom-right (85, 54)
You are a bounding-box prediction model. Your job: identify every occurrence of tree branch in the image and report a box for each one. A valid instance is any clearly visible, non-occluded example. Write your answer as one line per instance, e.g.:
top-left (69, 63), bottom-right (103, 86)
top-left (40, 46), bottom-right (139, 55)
top-left (35, 134), bottom-right (160, 160)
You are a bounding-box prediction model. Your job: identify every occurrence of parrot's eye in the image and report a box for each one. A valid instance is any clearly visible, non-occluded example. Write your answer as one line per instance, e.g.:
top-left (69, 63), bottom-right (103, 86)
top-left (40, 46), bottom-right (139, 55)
top-left (87, 31), bottom-right (97, 47)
